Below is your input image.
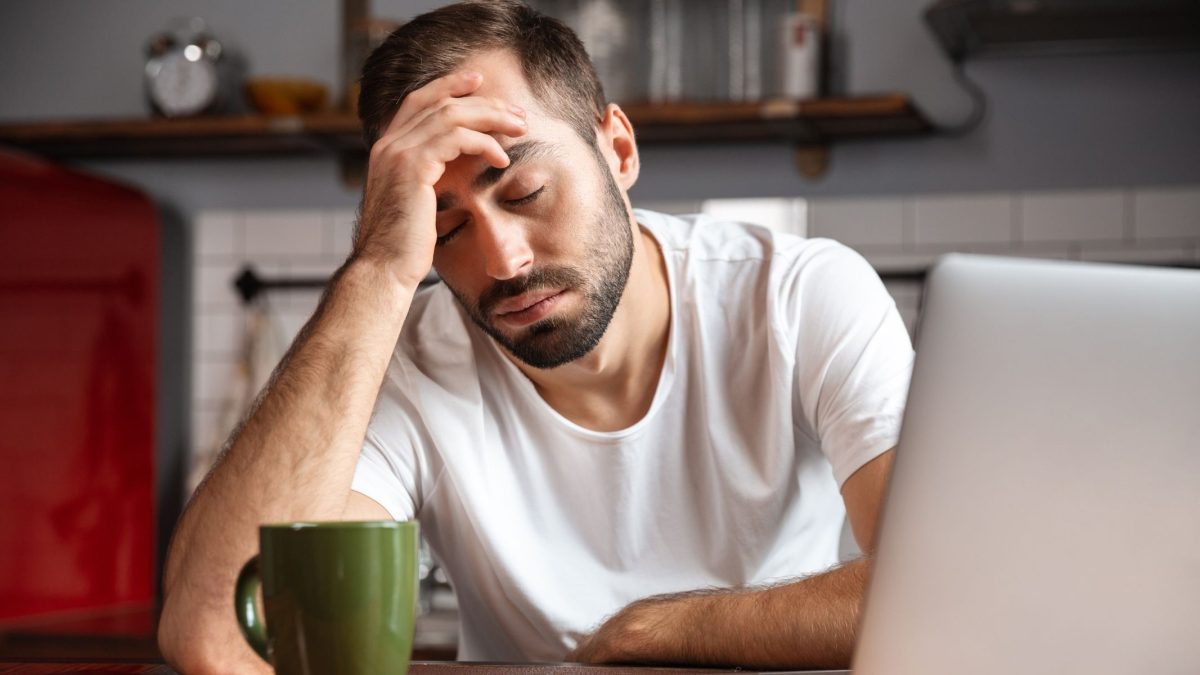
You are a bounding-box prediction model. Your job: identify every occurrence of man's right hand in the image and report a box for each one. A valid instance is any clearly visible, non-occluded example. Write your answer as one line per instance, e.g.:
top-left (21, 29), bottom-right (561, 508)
top-left (157, 69), bottom-right (526, 675)
top-left (353, 70), bottom-right (528, 289)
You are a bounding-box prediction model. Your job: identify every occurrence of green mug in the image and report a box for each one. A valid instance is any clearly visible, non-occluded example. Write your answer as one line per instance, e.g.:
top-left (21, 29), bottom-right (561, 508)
top-left (235, 520), bottom-right (420, 674)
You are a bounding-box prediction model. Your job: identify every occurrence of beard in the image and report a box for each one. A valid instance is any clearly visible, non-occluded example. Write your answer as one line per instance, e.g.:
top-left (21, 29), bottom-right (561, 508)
top-left (444, 148), bottom-right (634, 370)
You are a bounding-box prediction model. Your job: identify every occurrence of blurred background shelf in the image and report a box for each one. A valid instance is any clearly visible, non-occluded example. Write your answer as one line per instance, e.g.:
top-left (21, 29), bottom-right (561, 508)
top-left (925, 0), bottom-right (1200, 61)
top-left (0, 94), bottom-right (931, 160)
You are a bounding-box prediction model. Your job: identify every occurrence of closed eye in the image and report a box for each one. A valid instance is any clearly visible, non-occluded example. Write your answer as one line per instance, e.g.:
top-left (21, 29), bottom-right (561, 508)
top-left (437, 186), bottom-right (546, 247)
top-left (436, 223), bottom-right (465, 247)
top-left (506, 186), bottom-right (545, 206)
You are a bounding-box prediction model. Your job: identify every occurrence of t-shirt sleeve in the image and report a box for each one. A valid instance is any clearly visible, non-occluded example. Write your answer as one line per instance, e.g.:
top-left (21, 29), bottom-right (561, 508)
top-left (785, 240), bottom-right (914, 487)
top-left (350, 359), bottom-right (425, 522)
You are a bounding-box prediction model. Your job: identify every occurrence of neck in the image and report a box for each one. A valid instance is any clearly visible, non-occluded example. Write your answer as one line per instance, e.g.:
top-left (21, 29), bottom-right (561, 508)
top-left (509, 218), bottom-right (671, 432)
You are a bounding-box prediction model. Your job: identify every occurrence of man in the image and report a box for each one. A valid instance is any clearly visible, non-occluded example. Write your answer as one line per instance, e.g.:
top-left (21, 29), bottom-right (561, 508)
top-left (159, 2), bottom-right (913, 672)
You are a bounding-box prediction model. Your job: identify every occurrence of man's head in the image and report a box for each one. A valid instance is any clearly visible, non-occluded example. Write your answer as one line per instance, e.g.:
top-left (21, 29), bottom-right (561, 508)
top-left (358, 1), bottom-right (643, 370)
top-left (359, 0), bottom-right (606, 150)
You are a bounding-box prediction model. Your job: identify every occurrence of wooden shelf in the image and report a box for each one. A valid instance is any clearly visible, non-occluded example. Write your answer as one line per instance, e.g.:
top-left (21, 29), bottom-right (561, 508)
top-left (0, 95), bottom-right (931, 160)
top-left (0, 112), bottom-right (363, 159)
top-left (626, 95), bottom-right (932, 144)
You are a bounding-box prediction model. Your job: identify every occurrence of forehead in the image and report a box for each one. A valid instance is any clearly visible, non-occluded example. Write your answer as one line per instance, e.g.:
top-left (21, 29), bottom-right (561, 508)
top-left (434, 50), bottom-right (585, 190)
top-left (460, 49), bottom-right (540, 119)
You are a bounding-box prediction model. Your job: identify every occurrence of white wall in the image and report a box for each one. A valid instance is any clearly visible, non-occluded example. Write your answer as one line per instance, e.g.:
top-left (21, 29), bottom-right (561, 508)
top-left (810, 186), bottom-right (1200, 335)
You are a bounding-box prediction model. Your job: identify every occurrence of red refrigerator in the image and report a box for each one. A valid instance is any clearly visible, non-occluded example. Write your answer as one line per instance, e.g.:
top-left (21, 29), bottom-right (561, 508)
top-left (0, 148), bottom-right (185, 628)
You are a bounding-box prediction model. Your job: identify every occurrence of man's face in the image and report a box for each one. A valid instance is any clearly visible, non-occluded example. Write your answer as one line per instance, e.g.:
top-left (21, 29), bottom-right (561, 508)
top-left (430, 51), bottom-right (635, 370)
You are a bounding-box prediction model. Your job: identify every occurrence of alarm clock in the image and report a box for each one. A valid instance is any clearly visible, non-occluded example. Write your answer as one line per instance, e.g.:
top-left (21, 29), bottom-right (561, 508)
top-left (144, 18), bottom-right (241, 117)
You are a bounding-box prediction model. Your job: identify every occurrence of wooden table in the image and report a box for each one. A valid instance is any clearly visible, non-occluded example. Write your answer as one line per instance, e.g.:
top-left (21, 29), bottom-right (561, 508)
top-left (0, 604), bottom-right (456, 663)
top-left (0, 662), bottom-right (825, 674)
top-left (0, 611), bottom-right (849, 674)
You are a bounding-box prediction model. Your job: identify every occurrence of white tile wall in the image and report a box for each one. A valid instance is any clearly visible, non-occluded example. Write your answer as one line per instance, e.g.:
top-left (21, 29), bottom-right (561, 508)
top-left (1020, 189), bottom-right (1126, 243)
top-left (189, 207), bottom-right (357, 464)
top-left (326, 209), bottom-right (358, 259)
top-left (194, 311), bottom-right (243, 358)
top-left (1133, 187), bottom-right (1200, 239)
top-left (635, 200), bottom-right (701, 216)
top-left (638, 199), bottom-right (807, 234)
top-left (187, 185), bottom-right (1200, 463)
top-left (912, 193), bottom-right (1015, 246)
top-left (808, 185), bottom-right (1199, 337)
top-left (852, 250), bottom-right (940, 272)
top-left (194, 355), bottom-right (239, 408)
top-left (193, 210), bottom-right (239, 259)
top-left (1078, 242), bottom-right (1197, 265)
top-left (194, 260), bottom-right (244, 310)
top-left (243, 211), bottom-right (327, 259)
top-left (191, 406), bottom-right (221, 457)
top-left (700, 198), bottom-right (807, 236)
top-left (910, 241), bottom-right (1081, 262)
top-left (808, 197), bottom-right (906, 247)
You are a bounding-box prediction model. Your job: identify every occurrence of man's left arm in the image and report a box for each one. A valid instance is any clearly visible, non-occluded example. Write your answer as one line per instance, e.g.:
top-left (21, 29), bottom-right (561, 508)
top-left (569, 448), bottom-right (895, 669)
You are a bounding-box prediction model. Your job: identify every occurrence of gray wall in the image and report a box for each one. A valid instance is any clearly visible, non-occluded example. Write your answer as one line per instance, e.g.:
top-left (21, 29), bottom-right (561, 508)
top-left (2, 0), bottom-right (1198, 216)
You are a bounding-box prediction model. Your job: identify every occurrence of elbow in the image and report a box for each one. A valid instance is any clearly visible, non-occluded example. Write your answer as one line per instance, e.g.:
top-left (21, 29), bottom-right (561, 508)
top-left (158, 593), bottom-right (243, 675)
top-left (159, 631), bottom-right (244, 675)
top-left (158, 596), bottom-right (206, 674)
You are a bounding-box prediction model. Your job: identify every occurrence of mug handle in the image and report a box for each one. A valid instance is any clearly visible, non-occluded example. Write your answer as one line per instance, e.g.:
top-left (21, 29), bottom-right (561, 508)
top-left (234, 555), bottom-right (270, 662)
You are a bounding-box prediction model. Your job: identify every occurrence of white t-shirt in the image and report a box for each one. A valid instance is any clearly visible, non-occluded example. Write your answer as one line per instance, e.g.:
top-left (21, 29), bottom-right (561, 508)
top-left (351, 209), bottom-right (914, 661)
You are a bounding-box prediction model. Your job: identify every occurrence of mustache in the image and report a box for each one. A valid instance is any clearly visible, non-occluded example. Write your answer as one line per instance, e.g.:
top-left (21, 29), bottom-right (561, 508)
top-left (477, 266), bottom-right (585, 318)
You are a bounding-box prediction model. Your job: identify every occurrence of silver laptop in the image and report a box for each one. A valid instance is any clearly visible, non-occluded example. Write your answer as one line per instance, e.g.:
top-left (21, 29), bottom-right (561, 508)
top-left (852, 255), bottom-right (1200, 675)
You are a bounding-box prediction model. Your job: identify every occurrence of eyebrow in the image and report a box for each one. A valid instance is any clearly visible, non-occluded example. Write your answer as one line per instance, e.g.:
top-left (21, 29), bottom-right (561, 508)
top-left (436, 140), bottom-right (557, 212)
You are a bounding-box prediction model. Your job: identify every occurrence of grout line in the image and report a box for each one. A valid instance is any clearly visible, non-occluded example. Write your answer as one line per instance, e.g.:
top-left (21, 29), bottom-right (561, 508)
top-left (793, 198), bottom-right (808, 238)
top-left (1010, 192), bottom-right (1022, 245)
top-left (233, 211), bottom-right (246, 260)
top-left (1123, 188), bottom-right (1136, 244)
top-left (901, 197), bottom-right (915, 251)
top-left (195, 254), bottom-right (247, 270)
top-left (322, 210), bottom-right (335, 258)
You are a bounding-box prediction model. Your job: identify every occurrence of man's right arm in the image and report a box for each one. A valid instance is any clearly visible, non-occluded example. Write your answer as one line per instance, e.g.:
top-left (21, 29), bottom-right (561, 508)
top-left (158, 260), bottom-right (413, 674)
top-left (157, 70), bottom-right (528, 674)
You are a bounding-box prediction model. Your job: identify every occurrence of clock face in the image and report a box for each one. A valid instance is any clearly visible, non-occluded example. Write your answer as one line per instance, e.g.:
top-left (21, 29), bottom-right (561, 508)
top-left (146, 51), bottom-right (218, 117)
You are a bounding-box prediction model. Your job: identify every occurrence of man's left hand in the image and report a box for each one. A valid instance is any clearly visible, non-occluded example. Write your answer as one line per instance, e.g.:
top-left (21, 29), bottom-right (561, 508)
top-left (568, 595), bottom-right (701, 664)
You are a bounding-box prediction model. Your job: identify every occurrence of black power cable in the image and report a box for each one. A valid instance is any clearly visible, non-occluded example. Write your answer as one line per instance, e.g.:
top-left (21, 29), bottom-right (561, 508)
top-left (938, 60), bottom-right (989, 137)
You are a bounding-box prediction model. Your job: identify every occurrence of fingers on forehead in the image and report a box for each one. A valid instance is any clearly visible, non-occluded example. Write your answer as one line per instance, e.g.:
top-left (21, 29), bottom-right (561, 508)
top-left (420, 71), bottom-right (483, 104)
top-left (385, 71), bottom-right (483, 135)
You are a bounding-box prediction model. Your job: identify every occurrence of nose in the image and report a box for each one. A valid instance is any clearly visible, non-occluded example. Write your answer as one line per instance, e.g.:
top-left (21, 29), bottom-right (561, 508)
top-left (475, 212), bottom-right (534, 280)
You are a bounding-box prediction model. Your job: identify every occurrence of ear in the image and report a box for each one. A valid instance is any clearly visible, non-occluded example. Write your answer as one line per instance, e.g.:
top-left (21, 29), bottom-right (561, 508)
top-left (596, 103), bottom-right (640, 190)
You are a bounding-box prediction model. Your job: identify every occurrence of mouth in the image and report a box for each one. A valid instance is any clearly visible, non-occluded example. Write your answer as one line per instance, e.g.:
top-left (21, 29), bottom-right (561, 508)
top-left (494, 289), bottom-right (568, 329)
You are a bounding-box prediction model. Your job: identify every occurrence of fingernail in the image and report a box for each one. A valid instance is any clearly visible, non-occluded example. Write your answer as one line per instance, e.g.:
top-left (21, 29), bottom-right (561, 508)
top-left (509, 104), bottom-right (525, 115)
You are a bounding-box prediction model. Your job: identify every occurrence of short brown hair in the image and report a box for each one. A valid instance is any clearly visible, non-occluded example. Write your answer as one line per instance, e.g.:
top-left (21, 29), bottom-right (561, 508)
top-left (357, 0), bottom-right (607, 148)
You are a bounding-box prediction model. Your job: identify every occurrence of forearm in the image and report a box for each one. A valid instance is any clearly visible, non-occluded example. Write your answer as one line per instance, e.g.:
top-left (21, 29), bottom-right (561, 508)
top-left (694, 558), bottom-right (867, 668)
top-left (159, 258), bottom-right (415, 671)
top-left (175, 259), bottom-right (411, 523)
top-left (581, 558), bottom-right (869, 670)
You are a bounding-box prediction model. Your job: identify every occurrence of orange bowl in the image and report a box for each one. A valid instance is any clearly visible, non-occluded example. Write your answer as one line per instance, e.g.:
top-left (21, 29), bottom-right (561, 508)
top-left (244, 77), bottom-right (329, 115)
